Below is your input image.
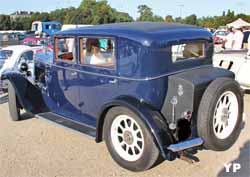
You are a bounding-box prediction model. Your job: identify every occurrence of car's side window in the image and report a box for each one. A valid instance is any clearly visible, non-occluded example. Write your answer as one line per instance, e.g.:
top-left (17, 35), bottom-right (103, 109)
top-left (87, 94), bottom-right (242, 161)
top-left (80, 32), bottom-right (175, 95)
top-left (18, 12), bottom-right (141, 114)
top-left (79, 37), bottom-right (115, 68)
top-left (55, 37), bottom-right (76, 62)
top-left (171, 42), bottom-right (206, 62)
top-left (20, 51), bottom-right (33, 61)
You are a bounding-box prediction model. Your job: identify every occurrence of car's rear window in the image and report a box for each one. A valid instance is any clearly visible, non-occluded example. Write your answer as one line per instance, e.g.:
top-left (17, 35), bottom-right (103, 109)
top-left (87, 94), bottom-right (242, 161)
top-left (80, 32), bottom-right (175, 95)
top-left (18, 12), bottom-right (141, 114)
top-left (0, 50), bottom-right (13, 60)
top-left (171, 42), bottom-right (206, 62)
top-left (79, 37), bottom-right (116, 68)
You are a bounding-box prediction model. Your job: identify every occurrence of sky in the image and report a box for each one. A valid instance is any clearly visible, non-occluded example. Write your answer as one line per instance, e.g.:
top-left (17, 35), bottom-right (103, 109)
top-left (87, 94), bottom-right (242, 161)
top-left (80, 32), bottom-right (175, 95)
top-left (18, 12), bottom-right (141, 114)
top-left (0, 0), bottom-right (250, 18)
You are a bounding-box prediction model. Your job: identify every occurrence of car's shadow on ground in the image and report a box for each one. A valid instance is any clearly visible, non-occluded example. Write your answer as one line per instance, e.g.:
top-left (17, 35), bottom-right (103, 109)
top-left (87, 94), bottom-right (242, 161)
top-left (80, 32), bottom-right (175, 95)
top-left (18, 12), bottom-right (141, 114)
top-left (217, 140), bottom-right (250, 177)
top-left (21, 112), bottom-right (34, 121)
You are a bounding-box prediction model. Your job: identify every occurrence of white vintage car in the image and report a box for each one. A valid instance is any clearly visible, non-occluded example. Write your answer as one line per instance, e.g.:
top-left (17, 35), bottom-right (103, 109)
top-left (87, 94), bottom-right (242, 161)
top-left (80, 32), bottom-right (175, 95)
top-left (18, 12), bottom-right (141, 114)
top-left (213, 49), bottom-right (250, 90)
top-left (0, 45), bottom-right (44, 92)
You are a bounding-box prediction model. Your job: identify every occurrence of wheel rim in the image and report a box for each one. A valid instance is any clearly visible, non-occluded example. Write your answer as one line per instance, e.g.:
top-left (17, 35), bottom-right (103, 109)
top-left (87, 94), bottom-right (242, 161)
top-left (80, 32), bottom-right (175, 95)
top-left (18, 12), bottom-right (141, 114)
top-left (110, 115), bottom-right (144, 162)
top-left (213, 91), bottom-right (239, 139)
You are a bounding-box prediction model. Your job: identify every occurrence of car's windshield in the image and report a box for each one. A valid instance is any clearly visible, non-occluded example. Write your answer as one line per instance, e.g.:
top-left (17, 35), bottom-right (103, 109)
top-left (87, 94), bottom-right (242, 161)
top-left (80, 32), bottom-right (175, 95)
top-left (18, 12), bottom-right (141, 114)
top-left (52, 24), bottom-right (61, 30)
top-left (0, 50), bottom-right (13, 60)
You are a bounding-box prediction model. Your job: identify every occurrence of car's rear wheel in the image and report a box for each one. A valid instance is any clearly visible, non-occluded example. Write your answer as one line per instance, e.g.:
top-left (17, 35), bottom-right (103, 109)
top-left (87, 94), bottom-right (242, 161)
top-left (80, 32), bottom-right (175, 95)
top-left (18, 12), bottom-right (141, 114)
top-left (197, 78), bottom-right (243, 151)
top-left (8, 81), bottom-right (21, 121)
top-left (103, 106), bottom-right (159, 171)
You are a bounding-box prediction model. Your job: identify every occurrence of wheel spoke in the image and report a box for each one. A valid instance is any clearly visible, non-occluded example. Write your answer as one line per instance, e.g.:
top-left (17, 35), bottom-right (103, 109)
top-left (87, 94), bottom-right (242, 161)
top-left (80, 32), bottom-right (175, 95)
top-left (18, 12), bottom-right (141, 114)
top-left (134, 128), bottom-right (140, 134)
top-left (117, 132), bottom-right (123, 137)
top-left (135, 143), bottom-right (142, 151)
top-left (124, 119), bottom-right (129, 128)
top-left (226, 100), bottom-right (231, 107)
top-left (120, 141), bottom-right (126, 146)
top-left (214, 118), bottom-right (220, 128)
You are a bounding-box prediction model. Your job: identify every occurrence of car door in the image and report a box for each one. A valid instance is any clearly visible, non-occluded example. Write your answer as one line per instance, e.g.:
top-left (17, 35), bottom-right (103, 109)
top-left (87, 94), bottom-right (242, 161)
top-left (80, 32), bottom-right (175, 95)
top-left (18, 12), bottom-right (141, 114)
top-left (75, 37), bottom-right (118, 126)
top-left (17, 50), bottom-right (35, 82)
top-left (47, 36), bottom-right (81, 119)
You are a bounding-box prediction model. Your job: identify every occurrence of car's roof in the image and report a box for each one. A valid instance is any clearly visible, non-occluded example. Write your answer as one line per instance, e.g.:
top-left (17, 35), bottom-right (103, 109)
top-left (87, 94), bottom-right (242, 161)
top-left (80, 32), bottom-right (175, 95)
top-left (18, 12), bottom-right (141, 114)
top-left (1, 45), bottom-right (31, 51)
top-left (57, 22), bottom-right (212, 47)
top-left (1, 45), bottom-right (44, 59)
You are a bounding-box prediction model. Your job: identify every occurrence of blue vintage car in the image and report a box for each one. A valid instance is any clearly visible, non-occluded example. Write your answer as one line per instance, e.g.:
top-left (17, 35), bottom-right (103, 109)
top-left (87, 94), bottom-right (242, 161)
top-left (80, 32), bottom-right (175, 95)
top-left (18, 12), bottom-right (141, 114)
top-left (3, 22), bottom-right (244, 171)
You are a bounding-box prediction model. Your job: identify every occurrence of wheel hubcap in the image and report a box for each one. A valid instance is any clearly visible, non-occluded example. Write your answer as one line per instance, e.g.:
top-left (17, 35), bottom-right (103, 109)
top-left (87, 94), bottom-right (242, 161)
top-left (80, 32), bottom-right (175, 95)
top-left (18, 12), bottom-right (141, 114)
top-left (110, 115), bottom-right (144, 162)
top-left (123, 131), bottom-right (134, 145)
top-left (213, 91), bottom-right (239, 139)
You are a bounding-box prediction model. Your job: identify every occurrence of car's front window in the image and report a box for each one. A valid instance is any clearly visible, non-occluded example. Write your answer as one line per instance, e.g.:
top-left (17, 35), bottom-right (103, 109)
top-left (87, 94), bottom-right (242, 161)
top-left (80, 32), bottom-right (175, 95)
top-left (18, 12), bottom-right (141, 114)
top-left (55, 37), bottom-right (76, 62)
top-left (52, 24), bottom-right (61, 30)
top-left (0, 50), bottom-right (13, 60)
top-left (171, 42), bottom-right (206, 62)
top-left (79, 37), bottom-right (115, 68)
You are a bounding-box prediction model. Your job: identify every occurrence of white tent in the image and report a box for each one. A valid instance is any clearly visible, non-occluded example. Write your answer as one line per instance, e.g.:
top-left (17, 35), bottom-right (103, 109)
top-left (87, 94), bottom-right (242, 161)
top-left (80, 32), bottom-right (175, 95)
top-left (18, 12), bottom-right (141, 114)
top-left (227, 18), bottom-right (250, 28)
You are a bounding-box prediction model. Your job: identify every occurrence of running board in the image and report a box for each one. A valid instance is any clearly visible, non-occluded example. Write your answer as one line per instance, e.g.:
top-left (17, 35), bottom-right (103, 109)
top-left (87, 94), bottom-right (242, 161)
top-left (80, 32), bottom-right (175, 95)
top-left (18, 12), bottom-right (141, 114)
top-left (36, 112), bottom-right (96, 138)
top-left (167, 138), bottom-right (204, 152)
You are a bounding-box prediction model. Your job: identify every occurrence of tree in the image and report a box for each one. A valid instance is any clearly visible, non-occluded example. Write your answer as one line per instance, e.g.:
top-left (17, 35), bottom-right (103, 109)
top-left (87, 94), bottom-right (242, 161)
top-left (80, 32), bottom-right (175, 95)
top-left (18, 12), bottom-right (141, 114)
top-left (114, 12), bottom-right (134, 22)
top-left (137, 5), bottom-right (154, 21)
top-left (184, 14), bottom-right (197, 25)
top-left (11, 18), bottom-right (24, 30)
top-left (165, 15), bottom-right (174, 23)
top-left (175, 17), bottom-right (183, 23)
top-left (137, 5), bottom-right (164, 22)
top-left (1, 1), bottom-right (250, 31)
top-left (0, 15), bottom-right (11, 30)
top-left (78, 0), bottom-right (133, 24)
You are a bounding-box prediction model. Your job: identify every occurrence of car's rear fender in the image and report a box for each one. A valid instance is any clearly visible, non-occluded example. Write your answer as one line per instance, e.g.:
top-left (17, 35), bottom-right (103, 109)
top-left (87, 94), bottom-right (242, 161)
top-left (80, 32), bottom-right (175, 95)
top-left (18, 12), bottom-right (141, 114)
top-left (161, 66), bottom-right (235, 124)
top-left (3, 71), bottom-right (49, 114)
top-left (96, 96), bottom-right (175, 160)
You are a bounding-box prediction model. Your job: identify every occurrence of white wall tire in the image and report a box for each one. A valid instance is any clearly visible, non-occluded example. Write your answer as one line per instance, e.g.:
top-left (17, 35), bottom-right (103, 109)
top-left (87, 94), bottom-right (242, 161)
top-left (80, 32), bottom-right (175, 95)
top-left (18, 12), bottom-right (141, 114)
top-left (103, 106), bottom-right (159, 171)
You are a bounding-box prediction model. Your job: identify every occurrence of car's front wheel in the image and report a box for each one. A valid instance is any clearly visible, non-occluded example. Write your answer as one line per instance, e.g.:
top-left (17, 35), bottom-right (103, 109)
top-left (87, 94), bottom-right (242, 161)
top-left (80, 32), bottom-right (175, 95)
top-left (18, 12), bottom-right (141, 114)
top-left (8, 81), bottom-right (21, 121)
top-left (103, 106), bottom-right (159, 171)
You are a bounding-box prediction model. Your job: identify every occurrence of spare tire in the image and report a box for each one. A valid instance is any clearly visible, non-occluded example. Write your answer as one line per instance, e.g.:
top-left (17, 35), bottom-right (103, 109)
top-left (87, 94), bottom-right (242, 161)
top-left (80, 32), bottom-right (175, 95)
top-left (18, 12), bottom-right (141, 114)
top-left (197, 78), bottom-right (243, 151)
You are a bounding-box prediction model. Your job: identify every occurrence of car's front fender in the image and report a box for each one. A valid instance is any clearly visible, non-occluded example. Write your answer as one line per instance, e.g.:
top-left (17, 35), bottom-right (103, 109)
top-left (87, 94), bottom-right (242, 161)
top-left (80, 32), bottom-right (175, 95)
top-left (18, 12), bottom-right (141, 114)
top-left (96, 96), bottom-right (175, 160)
top-left (3, 71), bottom-right (49, 114)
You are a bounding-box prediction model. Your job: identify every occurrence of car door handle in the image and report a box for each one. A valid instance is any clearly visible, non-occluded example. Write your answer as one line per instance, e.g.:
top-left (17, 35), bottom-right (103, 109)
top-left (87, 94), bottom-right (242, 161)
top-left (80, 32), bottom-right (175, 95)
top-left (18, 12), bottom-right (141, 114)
top-left (71, 72), bottom-right (77, 76)
top-left (109, 78), bottom-right (118, 84)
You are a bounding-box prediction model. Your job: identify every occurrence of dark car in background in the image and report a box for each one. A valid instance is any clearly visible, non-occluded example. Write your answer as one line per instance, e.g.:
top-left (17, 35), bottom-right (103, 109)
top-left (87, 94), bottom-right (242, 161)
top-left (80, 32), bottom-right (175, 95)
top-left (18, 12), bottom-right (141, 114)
top-left (3, 22), bottom-right (244, 171)
top-left (0, 33), bottom-right (20, 47)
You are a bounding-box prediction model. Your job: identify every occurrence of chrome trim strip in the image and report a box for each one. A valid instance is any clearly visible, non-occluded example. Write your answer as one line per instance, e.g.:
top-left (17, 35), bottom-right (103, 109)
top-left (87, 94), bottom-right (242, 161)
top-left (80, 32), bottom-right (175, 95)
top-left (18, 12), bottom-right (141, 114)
top-left (35, 60), bottom-right (212, 81)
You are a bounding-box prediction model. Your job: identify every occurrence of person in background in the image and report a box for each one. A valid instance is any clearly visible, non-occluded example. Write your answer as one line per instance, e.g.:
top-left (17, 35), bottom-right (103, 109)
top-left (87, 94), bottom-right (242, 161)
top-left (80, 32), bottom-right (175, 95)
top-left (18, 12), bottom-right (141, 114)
top-left (222, 28), bottom-right (234, 49)
top-left (232, 28), bottom-right (244, 50)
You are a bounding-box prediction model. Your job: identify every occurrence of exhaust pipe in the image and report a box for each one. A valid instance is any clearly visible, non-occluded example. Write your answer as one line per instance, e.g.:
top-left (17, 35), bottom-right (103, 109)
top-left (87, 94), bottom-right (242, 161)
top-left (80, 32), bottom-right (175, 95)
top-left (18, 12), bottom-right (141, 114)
top-left (167, 138), bottom-right (204, 152)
